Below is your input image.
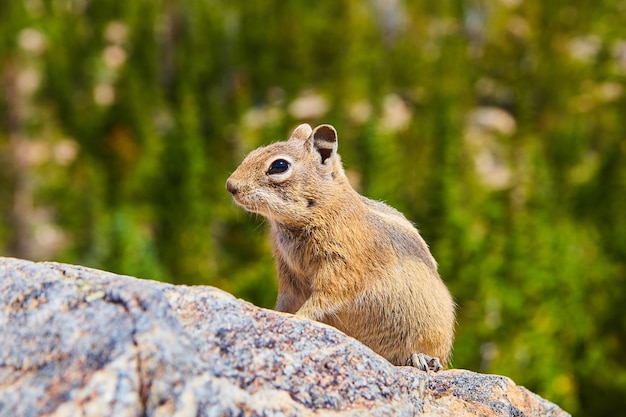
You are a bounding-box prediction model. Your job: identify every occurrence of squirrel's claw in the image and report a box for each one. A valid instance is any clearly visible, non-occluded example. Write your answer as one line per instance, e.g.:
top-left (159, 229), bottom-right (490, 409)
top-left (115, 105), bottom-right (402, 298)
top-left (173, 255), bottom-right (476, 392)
top-left (409, 353), bottom-right (443, 372)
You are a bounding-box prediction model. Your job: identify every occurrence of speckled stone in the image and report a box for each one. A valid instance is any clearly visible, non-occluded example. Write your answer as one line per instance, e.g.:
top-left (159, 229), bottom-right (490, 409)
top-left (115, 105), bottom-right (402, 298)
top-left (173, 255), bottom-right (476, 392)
top-left (0, 257), bottom-right (570, 416)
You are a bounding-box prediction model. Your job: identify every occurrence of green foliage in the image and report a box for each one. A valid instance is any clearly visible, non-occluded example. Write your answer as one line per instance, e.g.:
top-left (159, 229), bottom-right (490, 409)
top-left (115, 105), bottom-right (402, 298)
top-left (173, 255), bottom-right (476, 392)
top-left (1, 1), bottom-right (625, 414)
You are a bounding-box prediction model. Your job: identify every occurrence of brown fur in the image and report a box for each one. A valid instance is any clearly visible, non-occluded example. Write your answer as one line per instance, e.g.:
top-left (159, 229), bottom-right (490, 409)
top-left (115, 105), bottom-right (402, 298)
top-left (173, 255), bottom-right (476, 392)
top-left (226, 124), bottom-right (455, 367)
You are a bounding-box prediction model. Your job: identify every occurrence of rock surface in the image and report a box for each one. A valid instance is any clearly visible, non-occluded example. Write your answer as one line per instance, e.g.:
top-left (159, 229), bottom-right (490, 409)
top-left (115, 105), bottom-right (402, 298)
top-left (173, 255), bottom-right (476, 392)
top-left (0, 257), bottom-right (569, 417)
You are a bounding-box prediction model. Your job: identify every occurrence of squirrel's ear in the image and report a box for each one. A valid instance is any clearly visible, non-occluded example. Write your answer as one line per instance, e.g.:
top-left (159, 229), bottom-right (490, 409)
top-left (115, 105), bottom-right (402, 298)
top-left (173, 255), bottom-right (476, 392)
top-left (288, 123), bottom-right (313, 141)
top-left (310, 124), bottom-right (338, 165)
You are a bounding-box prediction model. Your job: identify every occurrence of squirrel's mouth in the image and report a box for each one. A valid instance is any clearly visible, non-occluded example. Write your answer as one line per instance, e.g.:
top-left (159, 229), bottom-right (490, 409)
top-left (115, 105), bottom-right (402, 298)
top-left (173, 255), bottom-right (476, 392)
top-left (232, 195), bottom-right (264, 215)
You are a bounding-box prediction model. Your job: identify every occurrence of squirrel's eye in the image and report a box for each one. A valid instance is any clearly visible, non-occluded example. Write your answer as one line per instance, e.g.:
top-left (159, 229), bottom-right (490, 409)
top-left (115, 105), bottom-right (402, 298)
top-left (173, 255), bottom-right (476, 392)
top-left (267, 159), bottom-right (290, 175)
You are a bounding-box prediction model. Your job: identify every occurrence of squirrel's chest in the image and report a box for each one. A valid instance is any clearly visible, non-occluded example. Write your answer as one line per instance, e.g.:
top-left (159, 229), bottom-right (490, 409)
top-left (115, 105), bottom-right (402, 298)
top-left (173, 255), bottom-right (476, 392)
top-left (273, 228), bottom-right (325, 277)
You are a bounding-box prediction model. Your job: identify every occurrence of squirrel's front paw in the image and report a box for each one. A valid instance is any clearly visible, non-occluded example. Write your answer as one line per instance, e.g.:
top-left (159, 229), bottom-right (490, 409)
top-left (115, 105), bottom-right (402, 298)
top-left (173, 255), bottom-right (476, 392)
top-left (408, 352), bottom-right (443, 372)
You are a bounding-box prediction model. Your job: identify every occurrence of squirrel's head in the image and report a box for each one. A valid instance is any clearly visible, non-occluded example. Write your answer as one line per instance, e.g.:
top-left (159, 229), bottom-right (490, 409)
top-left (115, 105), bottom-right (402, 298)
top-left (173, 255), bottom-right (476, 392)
top-left (226, 123), bottom-right (348, 225)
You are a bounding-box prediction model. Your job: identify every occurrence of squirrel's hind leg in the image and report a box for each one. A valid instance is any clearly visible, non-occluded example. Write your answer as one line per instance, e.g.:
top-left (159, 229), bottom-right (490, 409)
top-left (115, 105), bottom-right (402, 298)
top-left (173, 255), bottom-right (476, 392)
top-left (408, 353), bottom-right (443, 372)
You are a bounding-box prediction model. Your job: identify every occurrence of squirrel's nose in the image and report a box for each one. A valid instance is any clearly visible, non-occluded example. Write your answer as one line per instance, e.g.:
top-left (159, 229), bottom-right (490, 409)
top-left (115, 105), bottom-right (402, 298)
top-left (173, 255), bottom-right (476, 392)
top-left (226, 178), bottom-right (238, 195)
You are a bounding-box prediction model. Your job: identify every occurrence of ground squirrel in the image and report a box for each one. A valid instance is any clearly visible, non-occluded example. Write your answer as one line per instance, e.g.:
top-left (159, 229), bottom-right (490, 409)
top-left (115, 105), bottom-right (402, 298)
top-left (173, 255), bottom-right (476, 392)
top-left (226, 123), bottom-right (455, 371)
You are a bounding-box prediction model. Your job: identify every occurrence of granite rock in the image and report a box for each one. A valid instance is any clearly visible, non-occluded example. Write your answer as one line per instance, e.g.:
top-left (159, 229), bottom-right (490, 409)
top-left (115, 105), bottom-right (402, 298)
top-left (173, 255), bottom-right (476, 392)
top-left (0, 257), bottom-right (570, 416)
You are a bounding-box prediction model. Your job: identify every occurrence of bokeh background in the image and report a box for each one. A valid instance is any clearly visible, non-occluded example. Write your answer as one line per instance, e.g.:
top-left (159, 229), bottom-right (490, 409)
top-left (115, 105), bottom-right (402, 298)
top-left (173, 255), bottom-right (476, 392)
top-left (2, 1), bottom-right (625, 414)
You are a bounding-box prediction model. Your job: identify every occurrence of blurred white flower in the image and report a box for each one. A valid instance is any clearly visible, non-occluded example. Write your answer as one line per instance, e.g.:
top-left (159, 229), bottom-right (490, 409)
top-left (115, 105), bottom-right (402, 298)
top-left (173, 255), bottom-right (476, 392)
top-left (15, 140), bottom-right (49, 166)
top-left (53, 140), bottom-right (79, 165)
top-left (94, 84), bottom-right (116, 106)
top-left (16, 67), bottom-right (41, 95)
top-left (18, 28), bottom-right (46, 55)
top-left (105, 21), bottom-right (129, 45)
top-left (348, 100), bottom-right (373, 124)
top-left (480, 342), bottom-right (499, 369)
top-left (467, 106), bottom-right (516, 136)
top-left (369, 0), bottom-right (407, 42)
top-left (568, 35), bottom-right (601, 62)
top-left (33, 221), bottom-right (66, 259)
top-left (465, 106), bottom-right (516, 190)
top-left (242, 107), bottom-right (283, 129)
top-left (288, 90), bottom-right (329, 119)
top-left (596, 82), bottom-right (623, 102)
top-left (573, 81), bottom-right (624, 112)
top-left (472, 144), bottom-right (512, 190)
top-left (506, 16), bottom-right (530, 40)
top-left (499, 0), bottom-right (522, 7)
top-left (381, 94), bottom-right (411, 132)
top-left (103, 45), bottom-right (127, 69)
